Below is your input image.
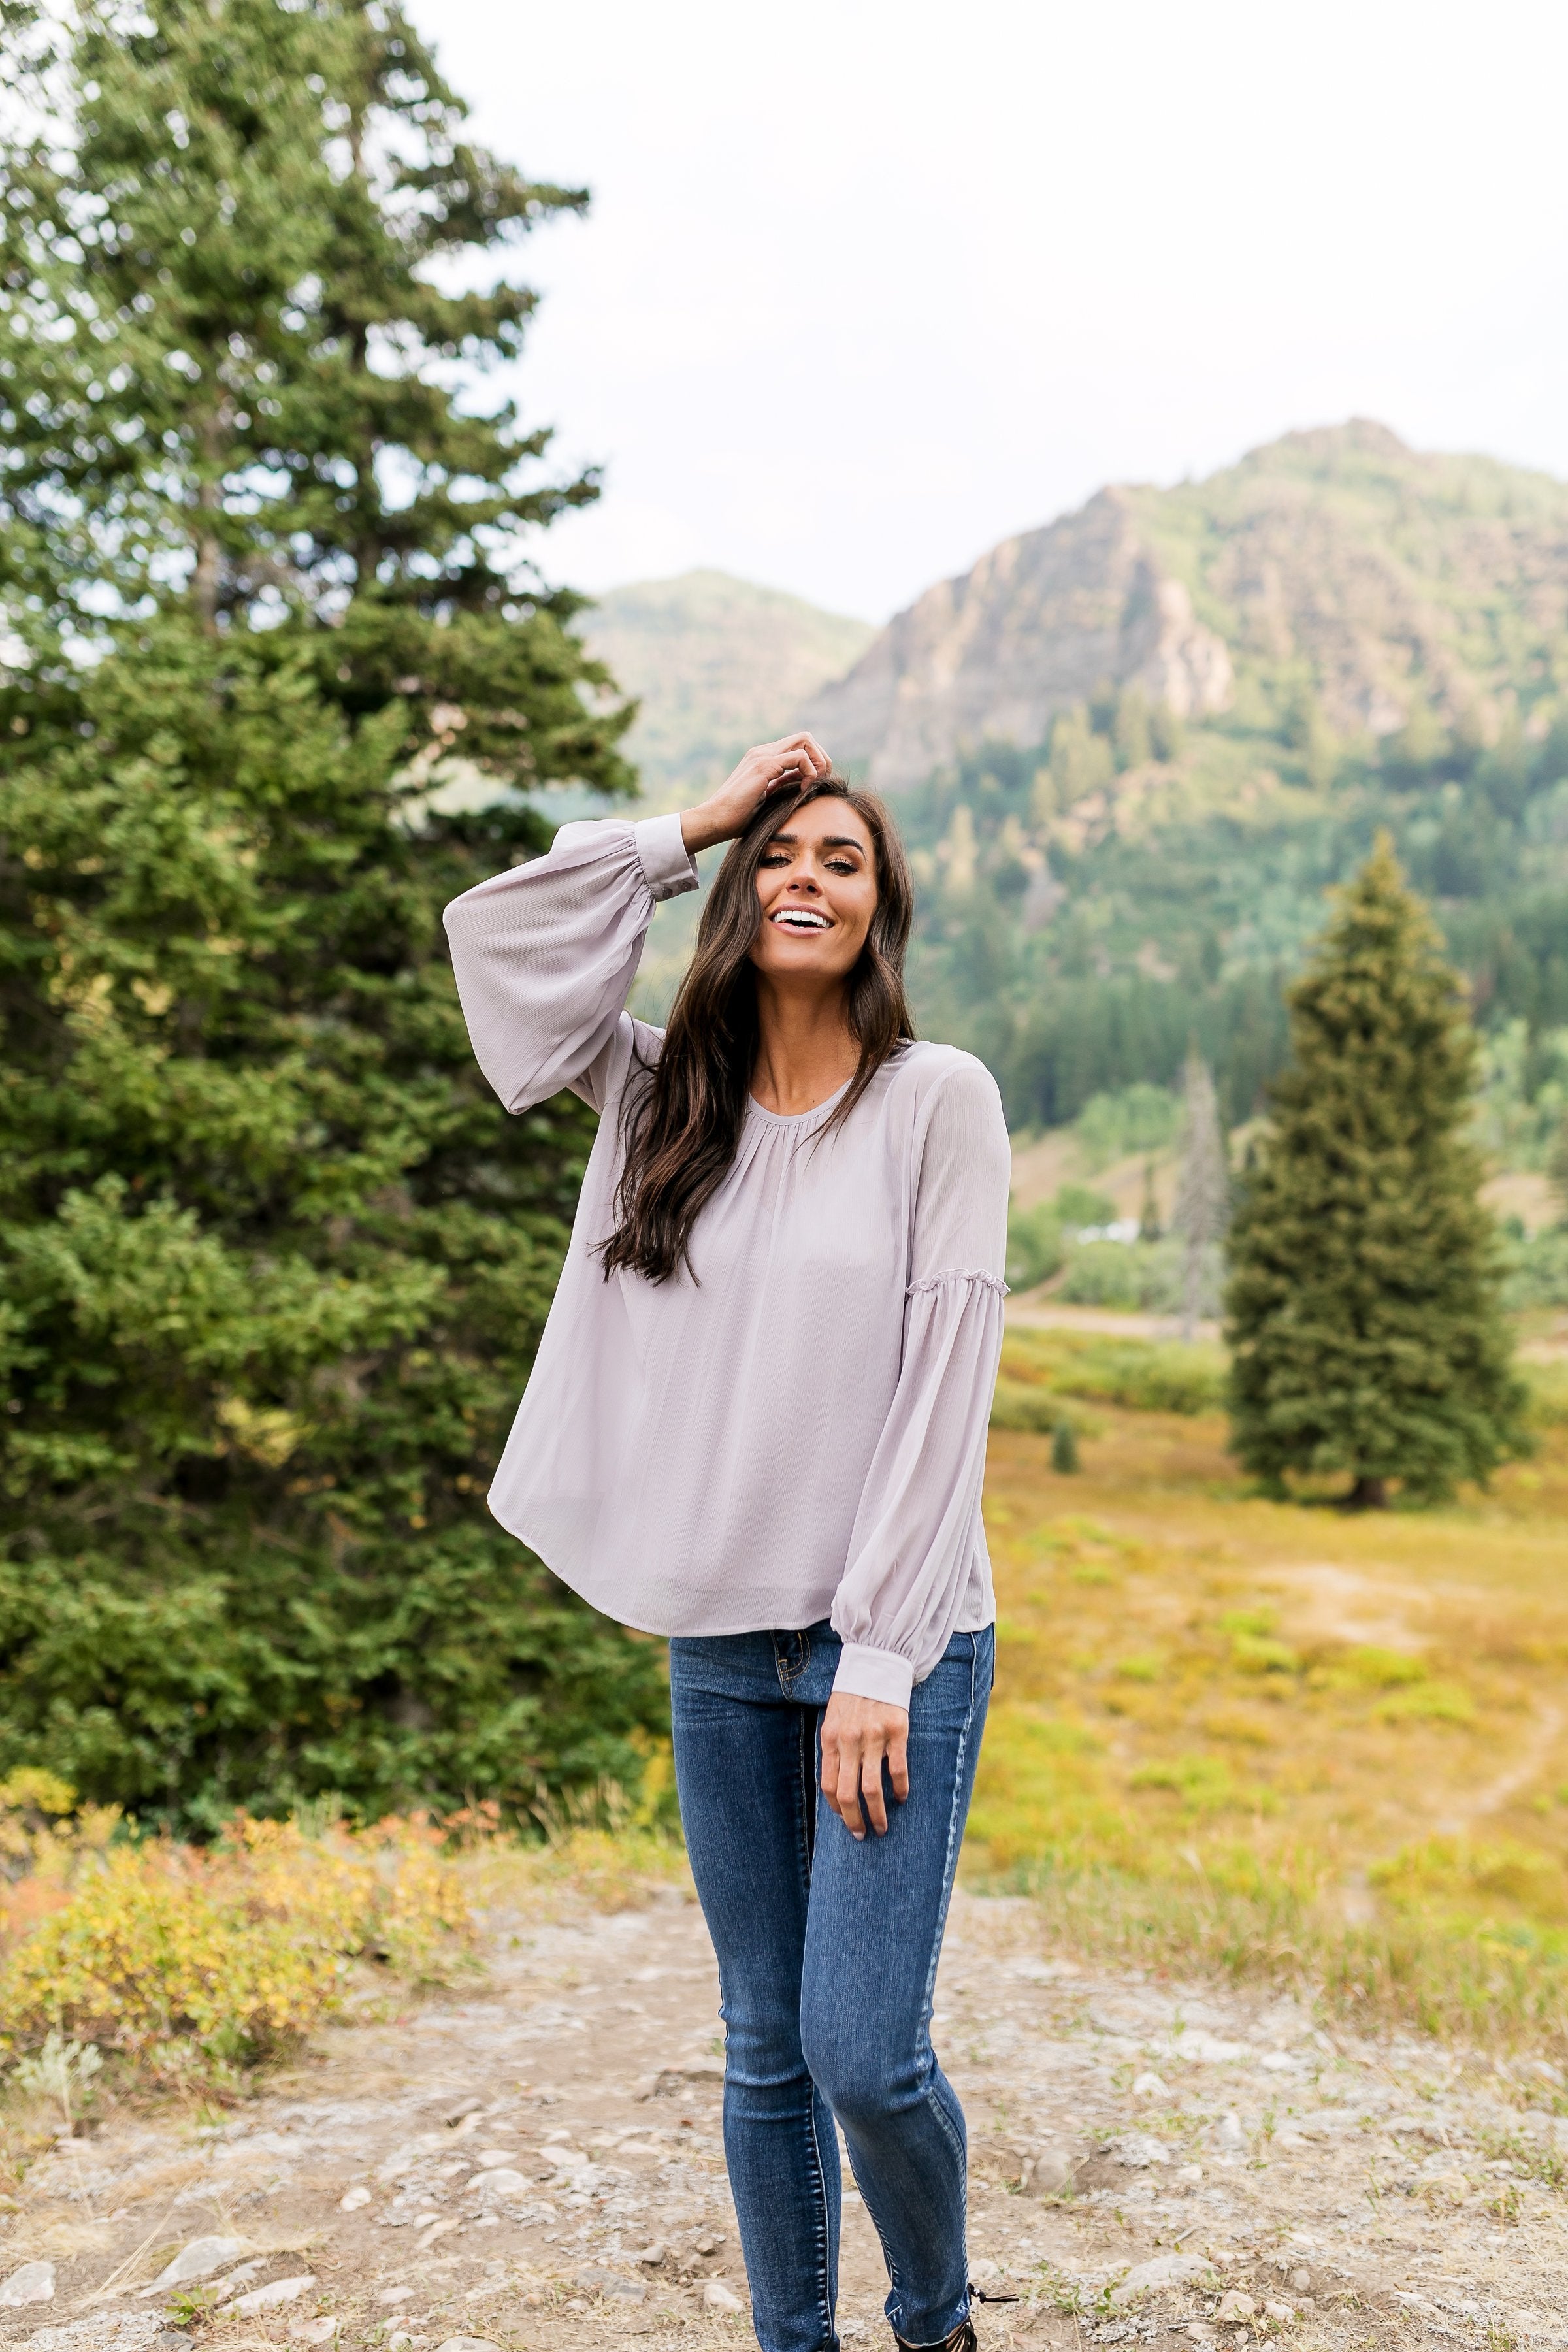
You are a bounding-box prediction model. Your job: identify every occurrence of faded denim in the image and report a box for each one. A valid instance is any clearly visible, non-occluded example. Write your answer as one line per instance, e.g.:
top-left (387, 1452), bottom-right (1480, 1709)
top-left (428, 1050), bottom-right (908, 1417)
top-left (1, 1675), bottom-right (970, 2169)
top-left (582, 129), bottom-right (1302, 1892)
top-left (669, 1619), bottom-right (994, 2352)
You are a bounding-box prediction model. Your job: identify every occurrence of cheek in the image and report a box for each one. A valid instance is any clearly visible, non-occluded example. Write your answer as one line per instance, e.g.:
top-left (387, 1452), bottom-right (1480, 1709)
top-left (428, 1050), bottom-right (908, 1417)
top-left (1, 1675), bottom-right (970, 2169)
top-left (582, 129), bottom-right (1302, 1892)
top-left (839, 889), bottom-right (877, 954)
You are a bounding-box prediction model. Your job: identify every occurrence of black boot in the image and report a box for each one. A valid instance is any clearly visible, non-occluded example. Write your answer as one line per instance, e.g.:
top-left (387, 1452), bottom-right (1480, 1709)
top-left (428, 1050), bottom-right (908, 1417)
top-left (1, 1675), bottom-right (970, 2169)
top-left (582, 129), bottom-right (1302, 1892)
top-left (892, 2323), bottom-right (976, 2352)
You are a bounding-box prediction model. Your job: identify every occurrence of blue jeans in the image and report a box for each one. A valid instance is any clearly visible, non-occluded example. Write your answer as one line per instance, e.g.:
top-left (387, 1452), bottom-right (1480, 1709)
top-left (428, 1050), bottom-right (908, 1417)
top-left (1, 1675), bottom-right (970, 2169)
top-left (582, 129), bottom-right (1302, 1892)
top-left (668, 1620), bottom-right (994, 2352)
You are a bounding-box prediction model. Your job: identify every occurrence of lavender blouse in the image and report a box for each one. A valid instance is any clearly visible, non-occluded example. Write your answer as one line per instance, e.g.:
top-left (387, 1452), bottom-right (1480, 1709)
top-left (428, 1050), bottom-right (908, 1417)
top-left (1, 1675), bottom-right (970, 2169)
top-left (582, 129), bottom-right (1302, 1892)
top-left (443, 813), bottom-right (1009, 1708)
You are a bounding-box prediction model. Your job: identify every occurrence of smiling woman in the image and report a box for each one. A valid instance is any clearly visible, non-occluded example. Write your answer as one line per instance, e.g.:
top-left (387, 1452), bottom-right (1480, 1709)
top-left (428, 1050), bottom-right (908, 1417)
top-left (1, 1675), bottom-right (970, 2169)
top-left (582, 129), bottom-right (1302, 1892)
top-left (606, 757), bottom-right (916, 1284)
top-left (443, 735), bottom-right (1010, 2352)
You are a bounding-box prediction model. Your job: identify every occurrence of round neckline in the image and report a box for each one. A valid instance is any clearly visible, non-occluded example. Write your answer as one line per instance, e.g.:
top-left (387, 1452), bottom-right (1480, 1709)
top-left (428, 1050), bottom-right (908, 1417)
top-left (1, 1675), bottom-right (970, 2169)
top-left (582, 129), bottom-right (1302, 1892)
top-left (746, 1075), bottom-right (853, 1130)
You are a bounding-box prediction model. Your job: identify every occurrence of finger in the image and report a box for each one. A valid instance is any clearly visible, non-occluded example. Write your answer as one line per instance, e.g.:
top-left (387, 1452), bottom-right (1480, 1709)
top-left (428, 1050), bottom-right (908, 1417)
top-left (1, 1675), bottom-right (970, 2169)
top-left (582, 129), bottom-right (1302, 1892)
top-left (837, 1748), bottom-right (865, 1840)
top-left (770, 732), bottom-right (830, 782)
top-left (862, 1748), bottom-right (889, 1837)
top-left (889, 1732), bottom-right (910, 1805)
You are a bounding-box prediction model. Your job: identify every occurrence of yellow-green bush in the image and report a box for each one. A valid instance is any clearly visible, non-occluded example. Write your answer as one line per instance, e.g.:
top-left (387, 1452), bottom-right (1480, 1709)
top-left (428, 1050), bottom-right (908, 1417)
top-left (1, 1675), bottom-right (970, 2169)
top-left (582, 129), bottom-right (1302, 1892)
top-left (0, 1797), bottom-right (475, 2080)
top-left (994, 1328), bottom-right (1226, 1421)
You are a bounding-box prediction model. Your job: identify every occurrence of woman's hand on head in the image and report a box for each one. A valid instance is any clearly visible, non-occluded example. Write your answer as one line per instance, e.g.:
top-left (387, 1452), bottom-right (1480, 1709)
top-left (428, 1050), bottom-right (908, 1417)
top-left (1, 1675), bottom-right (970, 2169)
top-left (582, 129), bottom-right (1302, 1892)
top-left (681, 734), bottom-right (833, 855)
top-left (820, 1690), bottom-right (910, 1840)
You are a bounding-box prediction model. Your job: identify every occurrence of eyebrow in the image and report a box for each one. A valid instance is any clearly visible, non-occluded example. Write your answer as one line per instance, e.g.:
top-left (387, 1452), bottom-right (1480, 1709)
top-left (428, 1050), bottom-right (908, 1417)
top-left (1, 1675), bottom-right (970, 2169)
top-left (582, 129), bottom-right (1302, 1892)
top-left (767, 830), bottom-right (868, 853)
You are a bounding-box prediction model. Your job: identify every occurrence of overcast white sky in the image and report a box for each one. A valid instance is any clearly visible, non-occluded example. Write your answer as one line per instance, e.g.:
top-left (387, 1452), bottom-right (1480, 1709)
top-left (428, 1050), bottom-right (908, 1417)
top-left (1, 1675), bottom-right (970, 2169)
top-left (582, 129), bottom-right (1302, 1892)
top-left (408, 0), bottom-right (1568, 624)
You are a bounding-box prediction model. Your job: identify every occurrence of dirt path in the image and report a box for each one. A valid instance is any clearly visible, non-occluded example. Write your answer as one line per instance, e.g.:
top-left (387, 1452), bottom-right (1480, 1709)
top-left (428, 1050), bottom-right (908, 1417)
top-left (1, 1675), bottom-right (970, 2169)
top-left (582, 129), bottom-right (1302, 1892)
top-left (1, 1884), bottom-right (1565, 2352)
top-left (1006, 1302), bottom-right (1220, 1344)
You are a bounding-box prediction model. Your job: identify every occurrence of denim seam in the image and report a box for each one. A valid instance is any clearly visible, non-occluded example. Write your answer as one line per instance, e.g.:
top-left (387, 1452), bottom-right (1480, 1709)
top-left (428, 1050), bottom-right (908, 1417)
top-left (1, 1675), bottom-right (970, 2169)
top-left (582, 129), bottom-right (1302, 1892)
top-left (796, 1701), bottom-right (836, 2351)
top-left (912, 1633), bottom-right (982, 2318)
top-left (853, 2138), bottom-right (904, 2320)
top-left (870, 1632), bottom-right (985, 2345)
top-left (774, 1627), bottom-right (812, 1698)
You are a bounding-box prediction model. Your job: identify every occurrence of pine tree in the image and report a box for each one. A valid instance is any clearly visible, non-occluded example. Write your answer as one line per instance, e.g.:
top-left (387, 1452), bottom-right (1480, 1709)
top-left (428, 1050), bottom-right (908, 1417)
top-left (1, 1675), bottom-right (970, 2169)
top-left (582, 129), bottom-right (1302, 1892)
top-left (1171, 1050), bottom-right (1228, 1341)
top-left (1137, 1158), bottom-right (1162, 1243)
top-left (1225, 836), bottom-right (1527, 1507)
top-left (0, 0), bottom-right (664, 1825)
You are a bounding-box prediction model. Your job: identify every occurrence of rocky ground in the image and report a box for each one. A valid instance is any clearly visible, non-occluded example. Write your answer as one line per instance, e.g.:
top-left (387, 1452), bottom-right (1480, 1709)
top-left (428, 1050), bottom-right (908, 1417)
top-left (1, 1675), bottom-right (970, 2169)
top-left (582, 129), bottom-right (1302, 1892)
top-left (0, 1881), bottom-right (1564, 2352)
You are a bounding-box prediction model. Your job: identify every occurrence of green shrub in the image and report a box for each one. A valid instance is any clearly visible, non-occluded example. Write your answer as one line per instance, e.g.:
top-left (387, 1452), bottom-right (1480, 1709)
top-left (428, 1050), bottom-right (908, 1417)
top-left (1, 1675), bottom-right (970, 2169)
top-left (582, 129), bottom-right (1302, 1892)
top-left (994, 1330), bottom-right (1226, 1419)
top-left (1074, 1084), bottom-right (1180, 1170)
top-left (1005, 1204), bottom-right (1065, 1290)
top-left (1054, 1183), bottom-right (1117, 1230)
top-left (1058, 1237), bottom-right (1181, 1310)
top-left (1499, 1226), bottom-right (1568, 1311)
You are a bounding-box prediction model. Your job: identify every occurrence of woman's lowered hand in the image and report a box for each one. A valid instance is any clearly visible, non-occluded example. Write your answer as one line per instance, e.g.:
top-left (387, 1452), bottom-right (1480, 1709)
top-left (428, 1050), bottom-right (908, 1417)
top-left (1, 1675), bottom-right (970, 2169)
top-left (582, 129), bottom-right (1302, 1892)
top-left (681, 733), bottom-right (833, 855)
top-left (820, 1691), bottom-right (910, 1840)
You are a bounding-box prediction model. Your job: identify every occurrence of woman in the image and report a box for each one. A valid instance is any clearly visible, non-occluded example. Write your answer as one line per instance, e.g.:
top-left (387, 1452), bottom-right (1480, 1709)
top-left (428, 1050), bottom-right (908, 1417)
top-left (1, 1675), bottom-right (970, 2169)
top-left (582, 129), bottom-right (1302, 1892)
top-left (444, 732), bottom-right (1010, 2352)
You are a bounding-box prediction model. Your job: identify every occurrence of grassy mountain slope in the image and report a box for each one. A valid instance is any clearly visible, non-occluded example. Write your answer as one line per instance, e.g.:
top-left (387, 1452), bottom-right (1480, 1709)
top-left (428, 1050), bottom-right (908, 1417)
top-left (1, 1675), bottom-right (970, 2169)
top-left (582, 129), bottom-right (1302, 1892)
top-left (578, 569), bottom-right (875, 809)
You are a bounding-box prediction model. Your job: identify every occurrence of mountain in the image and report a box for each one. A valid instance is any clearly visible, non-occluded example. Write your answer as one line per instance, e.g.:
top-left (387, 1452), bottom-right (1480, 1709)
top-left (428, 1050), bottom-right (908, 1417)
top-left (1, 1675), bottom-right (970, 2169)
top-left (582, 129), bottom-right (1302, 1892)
top-left (884, 422), bottom-right (1568, 1135)
top-left (806, 491), bottom-right (1233, 792)
top-left (808, 419), bottom-right (1568, 794)
top-left (577, 569), bottom-right (875, 809)
top-left (583, 429), bottom-right (1568, 1151)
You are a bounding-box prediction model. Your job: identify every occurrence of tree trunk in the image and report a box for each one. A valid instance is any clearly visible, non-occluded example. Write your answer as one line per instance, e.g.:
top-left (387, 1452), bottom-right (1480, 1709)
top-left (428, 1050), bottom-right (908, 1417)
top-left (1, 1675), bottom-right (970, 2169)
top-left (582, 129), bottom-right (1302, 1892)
top-left (1344, 1473), bottom-right (1388, 1511)
top-left (191, 527), bottom-right (221, 632)
top-left (191, 414), bottom-right (225, 632)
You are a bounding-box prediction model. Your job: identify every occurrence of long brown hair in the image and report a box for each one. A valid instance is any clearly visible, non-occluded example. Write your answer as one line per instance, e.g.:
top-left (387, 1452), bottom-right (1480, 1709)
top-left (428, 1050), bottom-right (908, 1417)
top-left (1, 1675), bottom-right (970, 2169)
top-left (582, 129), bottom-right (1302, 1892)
top-left (602, 776), bottom-right (916, 1284)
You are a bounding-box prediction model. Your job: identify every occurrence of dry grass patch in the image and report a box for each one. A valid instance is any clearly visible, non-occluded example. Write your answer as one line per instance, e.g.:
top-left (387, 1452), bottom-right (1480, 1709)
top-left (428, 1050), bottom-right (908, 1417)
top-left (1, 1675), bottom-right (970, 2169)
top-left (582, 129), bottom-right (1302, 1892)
top-left (969, 1339), bottom-right (1568, 2045)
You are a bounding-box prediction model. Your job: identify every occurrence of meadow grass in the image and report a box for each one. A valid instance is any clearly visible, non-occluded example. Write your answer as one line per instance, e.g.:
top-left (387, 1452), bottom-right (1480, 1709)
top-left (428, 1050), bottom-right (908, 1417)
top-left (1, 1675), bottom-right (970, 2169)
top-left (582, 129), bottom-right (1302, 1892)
top-left (969, 1328), bottom-right (1568, 2047)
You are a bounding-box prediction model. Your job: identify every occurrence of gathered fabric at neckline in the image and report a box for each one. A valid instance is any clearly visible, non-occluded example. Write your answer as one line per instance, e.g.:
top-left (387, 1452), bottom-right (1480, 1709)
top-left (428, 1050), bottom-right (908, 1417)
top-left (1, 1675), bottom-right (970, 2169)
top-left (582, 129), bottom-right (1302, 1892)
top-left (745, 1075), bottom-right (853, 1130)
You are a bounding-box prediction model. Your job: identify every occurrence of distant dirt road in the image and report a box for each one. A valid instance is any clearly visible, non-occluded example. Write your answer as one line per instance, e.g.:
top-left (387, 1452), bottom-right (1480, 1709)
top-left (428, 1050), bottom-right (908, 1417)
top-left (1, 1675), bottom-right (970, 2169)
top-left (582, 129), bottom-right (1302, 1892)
top-left (1006, 1298), bottom-right (1220, 1343)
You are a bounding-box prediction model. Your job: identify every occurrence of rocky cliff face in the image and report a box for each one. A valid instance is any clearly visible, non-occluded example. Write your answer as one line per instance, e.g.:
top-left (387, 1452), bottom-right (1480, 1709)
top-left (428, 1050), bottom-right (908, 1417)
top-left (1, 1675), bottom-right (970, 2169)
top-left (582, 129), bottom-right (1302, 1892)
top-left (805, 420), bottom-right (1568, 792)
top-left (805, 488), bottom-right (1233, 791)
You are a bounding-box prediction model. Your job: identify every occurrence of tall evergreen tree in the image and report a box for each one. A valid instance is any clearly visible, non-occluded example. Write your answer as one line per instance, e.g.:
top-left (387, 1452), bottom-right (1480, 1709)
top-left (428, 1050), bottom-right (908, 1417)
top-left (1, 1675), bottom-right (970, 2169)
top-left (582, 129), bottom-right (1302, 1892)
top-left (1225, 836), bottom-right (1527, 1507)
top-left (0, 0), bottom-right (664, 1825)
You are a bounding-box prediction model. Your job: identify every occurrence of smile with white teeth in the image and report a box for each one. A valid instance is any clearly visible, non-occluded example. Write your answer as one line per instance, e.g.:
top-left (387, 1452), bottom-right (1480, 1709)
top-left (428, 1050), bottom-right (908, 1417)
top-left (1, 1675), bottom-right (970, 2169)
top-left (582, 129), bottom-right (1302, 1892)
top-left (770, 906), bottom-right (830, 931)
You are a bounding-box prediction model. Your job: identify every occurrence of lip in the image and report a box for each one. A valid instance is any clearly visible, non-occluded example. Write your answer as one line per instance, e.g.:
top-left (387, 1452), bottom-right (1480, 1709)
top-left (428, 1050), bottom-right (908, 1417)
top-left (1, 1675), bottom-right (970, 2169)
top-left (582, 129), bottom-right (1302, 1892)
top-left (768, 906), bottom-right (832, 933)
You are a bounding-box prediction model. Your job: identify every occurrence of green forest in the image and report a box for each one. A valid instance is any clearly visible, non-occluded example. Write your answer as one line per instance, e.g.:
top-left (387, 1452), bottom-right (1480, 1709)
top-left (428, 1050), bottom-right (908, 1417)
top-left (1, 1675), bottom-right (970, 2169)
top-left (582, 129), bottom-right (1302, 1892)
top-left (902, 693), bottom-right (1568, 1135)
top-left (0, 0), bottom-right (668, 1829)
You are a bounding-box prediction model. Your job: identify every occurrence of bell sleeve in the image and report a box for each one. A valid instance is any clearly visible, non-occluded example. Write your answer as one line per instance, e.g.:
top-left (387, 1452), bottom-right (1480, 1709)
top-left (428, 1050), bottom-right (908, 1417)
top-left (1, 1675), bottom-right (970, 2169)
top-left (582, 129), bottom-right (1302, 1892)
top-left (442, 813), bottom-right (697, 1115)
top-left (828, 1056), bottom-right (1011, 1708)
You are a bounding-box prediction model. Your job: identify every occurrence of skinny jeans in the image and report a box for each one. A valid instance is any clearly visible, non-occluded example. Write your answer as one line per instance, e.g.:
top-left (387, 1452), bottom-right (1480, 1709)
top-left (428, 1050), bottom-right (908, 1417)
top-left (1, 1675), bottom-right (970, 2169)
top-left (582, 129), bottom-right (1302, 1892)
top-left (668, 1620), bottom-right (994, 2352)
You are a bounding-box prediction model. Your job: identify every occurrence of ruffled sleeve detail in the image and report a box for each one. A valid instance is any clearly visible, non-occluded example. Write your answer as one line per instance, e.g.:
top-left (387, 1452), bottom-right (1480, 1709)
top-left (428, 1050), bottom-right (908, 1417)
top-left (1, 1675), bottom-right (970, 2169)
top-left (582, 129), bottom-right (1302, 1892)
top-left (829, 1059), bottom-right (1012, 1707)
top-left (906, 1269), bottom-right (1009, 1298)
top-left (442, 815), bottom-right (697, 1116)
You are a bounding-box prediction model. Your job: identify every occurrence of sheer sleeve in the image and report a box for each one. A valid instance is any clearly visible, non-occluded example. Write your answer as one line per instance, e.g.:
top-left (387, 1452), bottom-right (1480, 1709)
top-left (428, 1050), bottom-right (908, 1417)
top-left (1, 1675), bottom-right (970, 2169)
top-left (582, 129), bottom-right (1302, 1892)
top-left (442, 813), bottom-right (697, 1115)
top-left (828, 1056), bottom-right (1011, 1708)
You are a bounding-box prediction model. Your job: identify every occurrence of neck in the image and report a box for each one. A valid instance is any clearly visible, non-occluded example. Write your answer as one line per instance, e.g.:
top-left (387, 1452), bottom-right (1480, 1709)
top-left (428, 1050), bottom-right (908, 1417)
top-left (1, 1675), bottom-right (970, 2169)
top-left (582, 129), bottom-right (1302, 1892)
top-left (749, 975), bottom-right (859, 1115)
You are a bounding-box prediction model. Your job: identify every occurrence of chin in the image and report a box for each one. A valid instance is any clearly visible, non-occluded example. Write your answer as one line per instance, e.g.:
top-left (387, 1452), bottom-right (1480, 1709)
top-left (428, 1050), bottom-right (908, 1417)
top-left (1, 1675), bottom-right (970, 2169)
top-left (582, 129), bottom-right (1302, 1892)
top-left (760, 940), bottom-right (840, 969)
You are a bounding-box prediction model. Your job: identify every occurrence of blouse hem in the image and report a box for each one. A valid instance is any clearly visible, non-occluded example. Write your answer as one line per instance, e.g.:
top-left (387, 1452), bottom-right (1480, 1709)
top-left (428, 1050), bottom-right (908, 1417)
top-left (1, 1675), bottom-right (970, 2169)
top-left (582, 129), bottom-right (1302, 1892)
top-left (487, 1494), bottom-right (994, 1667)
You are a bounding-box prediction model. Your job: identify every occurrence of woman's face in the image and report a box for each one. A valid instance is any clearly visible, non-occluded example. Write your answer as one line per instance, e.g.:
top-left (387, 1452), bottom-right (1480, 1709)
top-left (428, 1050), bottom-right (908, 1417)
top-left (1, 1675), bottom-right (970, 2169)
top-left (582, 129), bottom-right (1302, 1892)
top-left (750, 796), bottom-right (879, 987)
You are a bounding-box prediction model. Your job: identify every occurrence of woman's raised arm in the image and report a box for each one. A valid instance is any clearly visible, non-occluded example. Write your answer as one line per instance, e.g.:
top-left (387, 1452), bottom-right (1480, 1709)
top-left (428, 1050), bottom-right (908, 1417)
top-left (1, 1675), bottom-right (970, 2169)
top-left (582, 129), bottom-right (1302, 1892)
top-left (443, 813), bottom-right (696, 1115)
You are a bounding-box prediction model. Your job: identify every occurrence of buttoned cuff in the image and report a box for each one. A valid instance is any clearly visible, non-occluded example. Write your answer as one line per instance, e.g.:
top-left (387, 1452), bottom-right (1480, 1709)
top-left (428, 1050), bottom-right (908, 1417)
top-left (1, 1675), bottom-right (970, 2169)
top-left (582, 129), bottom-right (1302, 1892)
top-left (634, 812), bottom-right (699, 902)
top-left (831, 1643), bottom-right (914, 1711)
